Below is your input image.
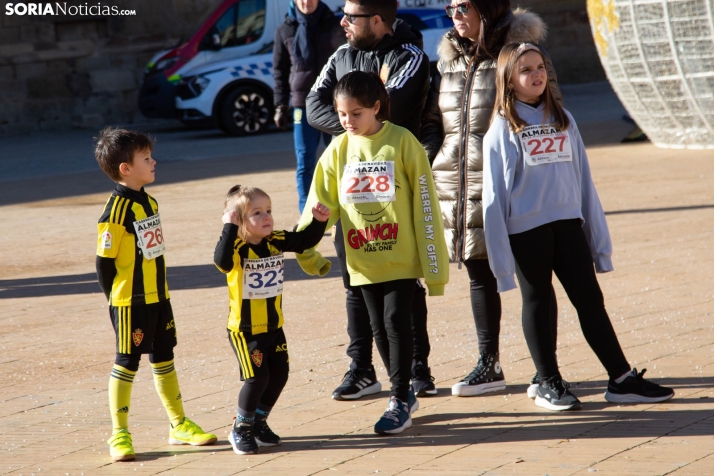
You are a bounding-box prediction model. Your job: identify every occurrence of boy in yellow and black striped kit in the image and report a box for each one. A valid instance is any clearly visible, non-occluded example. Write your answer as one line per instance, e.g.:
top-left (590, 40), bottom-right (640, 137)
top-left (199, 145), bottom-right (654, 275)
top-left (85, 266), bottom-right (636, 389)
top-left (214, 185), bottom-right (329, 455)
top-left (94, 127), bottom-right (216, 462)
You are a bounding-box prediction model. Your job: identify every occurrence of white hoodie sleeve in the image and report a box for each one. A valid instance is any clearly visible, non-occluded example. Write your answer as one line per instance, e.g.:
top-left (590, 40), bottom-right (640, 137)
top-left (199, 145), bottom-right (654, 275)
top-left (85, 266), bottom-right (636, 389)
top-left (569, 114), bottom-right (614, 273)
top-left (482, 117), bottom-right (518, 292)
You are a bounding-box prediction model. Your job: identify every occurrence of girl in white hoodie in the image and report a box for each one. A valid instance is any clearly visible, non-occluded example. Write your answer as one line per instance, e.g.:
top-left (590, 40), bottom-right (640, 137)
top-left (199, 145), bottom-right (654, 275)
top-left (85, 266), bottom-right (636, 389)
top-left (482, 42), bottom-right (674, 411)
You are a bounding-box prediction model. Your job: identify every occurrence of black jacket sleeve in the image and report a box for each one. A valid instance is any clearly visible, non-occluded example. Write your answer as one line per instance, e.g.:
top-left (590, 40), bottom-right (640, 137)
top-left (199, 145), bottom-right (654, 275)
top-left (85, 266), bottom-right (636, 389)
top-left (273, 24), bottom-right (292, 107)
top-left (306, 50), bottom-right (345, 136)
top-left (383, 44), bottom-right (431, 134)
top-left (96, 256), bottom-right (116, 300)
top-left (281, 217), bottom-right (328, 253)
top-left (214, 224), bottom-right (239, 274)
top-left (420, 68), bottom-right (444, 164)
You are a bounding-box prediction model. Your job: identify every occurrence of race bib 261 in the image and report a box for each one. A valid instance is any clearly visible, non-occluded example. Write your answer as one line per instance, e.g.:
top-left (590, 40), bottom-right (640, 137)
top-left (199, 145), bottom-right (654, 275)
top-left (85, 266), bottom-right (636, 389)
top-left (133, 213), bottom-right (165, 260)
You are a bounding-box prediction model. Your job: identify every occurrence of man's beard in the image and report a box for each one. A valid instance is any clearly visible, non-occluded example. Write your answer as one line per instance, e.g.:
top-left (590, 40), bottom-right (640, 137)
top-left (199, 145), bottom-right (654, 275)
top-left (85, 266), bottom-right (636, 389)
top-left (347, 27), bottom-right (379, 50)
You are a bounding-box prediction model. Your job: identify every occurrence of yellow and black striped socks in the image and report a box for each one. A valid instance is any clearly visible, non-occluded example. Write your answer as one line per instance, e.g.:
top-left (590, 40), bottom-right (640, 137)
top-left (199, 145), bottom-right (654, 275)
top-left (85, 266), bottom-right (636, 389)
top-left (151, 360), bottom-right (185, 427)
top-left (108, 364), bottom-right (136, 432)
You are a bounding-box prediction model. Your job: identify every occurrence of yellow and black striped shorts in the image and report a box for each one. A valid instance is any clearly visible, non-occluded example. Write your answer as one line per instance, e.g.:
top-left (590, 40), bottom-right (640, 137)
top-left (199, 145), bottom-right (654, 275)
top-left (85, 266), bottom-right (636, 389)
top-left (227, 327), bottom-right (289, 381)
top-left (110, 301), bottom-right (177, 355)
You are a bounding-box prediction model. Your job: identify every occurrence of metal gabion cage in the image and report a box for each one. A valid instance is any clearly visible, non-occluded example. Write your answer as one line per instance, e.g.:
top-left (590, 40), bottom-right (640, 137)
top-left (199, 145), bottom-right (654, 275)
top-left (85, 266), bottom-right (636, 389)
top-left (587, 0), bottom-right (714, 149)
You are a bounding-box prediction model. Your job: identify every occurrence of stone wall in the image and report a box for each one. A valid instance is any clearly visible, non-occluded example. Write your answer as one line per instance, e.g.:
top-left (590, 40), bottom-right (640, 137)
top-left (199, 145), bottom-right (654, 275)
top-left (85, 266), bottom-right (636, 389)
top-left (0, 0), bottom-right (221, 135)
top-left (0, 0), bottom-right (605, 136)
top-left (521, 0), bottom-right (606, 84)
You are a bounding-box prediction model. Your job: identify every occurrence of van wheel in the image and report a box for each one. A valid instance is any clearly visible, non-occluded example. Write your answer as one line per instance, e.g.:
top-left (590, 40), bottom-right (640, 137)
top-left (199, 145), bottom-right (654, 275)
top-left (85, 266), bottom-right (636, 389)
top-left (219, 86), bottom-right (272, 136)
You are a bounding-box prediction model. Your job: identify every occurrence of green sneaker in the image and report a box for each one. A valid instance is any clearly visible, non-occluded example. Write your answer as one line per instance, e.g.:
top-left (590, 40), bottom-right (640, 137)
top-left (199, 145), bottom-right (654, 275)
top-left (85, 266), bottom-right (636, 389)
top-left (107, 429), bottom-right (135, 462)
top-left (168, 417), bottom-right (217, 446)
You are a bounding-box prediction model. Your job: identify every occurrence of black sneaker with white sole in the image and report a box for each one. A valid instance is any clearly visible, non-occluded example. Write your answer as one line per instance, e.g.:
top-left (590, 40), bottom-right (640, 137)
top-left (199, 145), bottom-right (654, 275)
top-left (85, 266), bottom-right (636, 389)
top-left (410, 362), bottom-right (437, 397)
top-left (451, 352), bottom-right (506, 397)
top-left (253, 420), bottom-right (281, 447)
top-left (604, 368), bottom-right (674, 403)
top-left (332, 367), bottom-right (382, 400)
top-left (535, 376), bottom-right (581, 411)
top-left (527, 372), bottom-right (539, 399)
top-left (229, 423), bottom-right (259, 455)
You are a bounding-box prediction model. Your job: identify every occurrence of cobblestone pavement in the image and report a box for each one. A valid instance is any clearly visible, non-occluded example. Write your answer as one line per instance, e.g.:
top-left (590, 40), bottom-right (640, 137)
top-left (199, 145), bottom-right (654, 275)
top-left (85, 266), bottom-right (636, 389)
top-left (1, 121), bottom-right (713, 474)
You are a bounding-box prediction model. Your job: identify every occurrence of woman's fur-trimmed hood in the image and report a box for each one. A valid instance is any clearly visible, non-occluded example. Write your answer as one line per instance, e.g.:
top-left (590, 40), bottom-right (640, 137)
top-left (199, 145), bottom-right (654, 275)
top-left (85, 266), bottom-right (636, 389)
top-left (438, 8), bottom-right (548, 62)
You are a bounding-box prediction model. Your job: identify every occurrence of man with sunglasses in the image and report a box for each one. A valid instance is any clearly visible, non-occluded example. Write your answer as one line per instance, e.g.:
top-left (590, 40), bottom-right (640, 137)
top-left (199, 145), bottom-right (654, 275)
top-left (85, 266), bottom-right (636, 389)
top-left (304, 0), bottom-right (436, 404)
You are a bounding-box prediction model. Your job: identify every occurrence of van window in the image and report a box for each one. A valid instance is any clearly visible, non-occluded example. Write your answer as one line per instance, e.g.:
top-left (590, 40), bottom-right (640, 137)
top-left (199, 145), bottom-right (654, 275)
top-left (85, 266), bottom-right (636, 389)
top-left (236, 0), bottom-right (266, 45)
top-left (209, 0), bottom-right (266, 48)
top-left (214, 5), bottom-right (238, 47)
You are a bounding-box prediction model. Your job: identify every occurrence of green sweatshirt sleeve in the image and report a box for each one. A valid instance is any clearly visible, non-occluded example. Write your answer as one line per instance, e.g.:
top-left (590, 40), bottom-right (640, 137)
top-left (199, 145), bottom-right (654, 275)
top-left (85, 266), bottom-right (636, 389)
top-left (295, 142), bottom-right (342, 276)
top-left (404, 134), bottom-right (450, 296)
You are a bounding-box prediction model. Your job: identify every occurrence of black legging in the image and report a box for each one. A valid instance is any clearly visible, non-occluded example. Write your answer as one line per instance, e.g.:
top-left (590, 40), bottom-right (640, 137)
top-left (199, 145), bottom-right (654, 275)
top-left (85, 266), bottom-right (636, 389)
top-left (237, 370), bottom-right (289, 415)
top-left (463, 258), bottom-right (558, 357)
top-left (334, 220), bottom-right (430, 369)
top-left (509, 219), bottom-right (630, 381)
top-left (360, 279), bottom-right (415, 402)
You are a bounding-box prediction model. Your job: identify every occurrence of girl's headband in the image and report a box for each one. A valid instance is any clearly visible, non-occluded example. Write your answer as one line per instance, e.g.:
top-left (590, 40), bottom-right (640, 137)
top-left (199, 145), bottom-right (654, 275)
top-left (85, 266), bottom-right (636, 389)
top-left (516, 43), bottom-right (540, 56)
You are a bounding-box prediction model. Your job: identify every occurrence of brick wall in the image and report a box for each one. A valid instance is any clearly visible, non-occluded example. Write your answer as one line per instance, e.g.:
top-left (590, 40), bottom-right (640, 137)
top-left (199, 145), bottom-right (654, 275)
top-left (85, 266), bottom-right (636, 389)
top-left (0, 0), bottom-right (604, 135)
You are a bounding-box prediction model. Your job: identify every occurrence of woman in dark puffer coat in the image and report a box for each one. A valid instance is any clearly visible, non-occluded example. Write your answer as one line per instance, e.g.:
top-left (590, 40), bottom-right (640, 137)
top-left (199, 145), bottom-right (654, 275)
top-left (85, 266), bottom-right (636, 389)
top-left (421, 0), bottom-right (561, 398)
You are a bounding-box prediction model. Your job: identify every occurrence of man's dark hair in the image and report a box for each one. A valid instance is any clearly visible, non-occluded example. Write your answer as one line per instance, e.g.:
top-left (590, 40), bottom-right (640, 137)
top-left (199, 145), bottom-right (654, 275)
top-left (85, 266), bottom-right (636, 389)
top-left (333, 71), bottom-right (391, 122)
top-left (94, 127), bottom-right (154, 182)
top-left (346, 0), bottom-right (398, 27)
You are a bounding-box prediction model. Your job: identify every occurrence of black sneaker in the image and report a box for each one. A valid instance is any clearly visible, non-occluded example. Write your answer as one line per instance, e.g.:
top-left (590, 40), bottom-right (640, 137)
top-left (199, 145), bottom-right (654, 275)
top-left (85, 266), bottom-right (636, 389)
top-left (527, 372), bottom-right (539, 399)
top-left (604, 368), bottom-right (674, 403)
top-left (535, 376), bottom-right (581, 411)
top-left (410, 362), bottom-right (437, 397)
top-left (332, 367), bottom-right (382, 400)
top-left (253, 420), bottom-right (281, 447)
top-left (451, 352), bottom-right (506, 397)
top-left (229, 423), bottom-right (259, 455)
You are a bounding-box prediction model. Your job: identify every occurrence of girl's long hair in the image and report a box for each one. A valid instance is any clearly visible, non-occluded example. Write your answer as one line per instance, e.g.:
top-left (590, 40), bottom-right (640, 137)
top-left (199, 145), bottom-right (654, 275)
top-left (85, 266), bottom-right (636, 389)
top-left (492, 43), bottom-right (569, 132)
top-left (224, 185), bottom-right (271, 241)
top-left (333, 71), bottom-right (390, 122)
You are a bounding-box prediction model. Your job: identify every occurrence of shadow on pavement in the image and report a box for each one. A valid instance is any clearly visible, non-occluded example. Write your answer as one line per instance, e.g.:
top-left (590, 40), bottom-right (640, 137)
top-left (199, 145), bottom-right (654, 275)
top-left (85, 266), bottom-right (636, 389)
top-left (605, 204), bottom-right (714, 215)
top-left (0, 258), bottom-right (340, 299)
top-left (0, 148), bottom-right (296, 207)
top-left (262, 378), bottom-right (714, 451)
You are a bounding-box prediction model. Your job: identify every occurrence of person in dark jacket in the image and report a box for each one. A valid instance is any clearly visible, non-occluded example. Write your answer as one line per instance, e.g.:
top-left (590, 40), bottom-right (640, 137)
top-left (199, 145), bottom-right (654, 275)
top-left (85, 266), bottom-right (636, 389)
top-left (273, 0), bottom-right (344, 213)
top-left (304, 0), bottom-right (437, 400)
top-left (421, 0), bottom-right (562, 398)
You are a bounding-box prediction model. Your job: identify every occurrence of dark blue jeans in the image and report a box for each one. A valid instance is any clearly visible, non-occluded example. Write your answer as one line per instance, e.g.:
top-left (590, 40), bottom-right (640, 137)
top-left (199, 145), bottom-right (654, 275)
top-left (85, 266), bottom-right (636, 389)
top-left (293, 107), bottom-right (330, 213)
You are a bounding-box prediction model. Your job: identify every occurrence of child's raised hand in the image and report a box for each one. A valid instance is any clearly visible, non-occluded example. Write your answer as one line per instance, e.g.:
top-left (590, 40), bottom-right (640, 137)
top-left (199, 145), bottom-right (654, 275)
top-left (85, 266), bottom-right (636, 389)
top-left (222, 210), bottom-right (239, 225)
top-left (312, 202), bottom-right (330, 222)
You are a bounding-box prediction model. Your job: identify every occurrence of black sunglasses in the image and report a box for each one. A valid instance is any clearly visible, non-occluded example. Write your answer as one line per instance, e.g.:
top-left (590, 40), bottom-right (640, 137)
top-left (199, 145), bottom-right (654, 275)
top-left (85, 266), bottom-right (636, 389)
top-left (445, 2), bottom-right (470, 18)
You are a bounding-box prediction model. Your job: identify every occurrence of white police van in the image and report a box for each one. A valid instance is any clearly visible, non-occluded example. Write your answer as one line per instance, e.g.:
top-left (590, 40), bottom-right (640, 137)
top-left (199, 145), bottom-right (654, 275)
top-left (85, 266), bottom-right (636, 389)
top-left (173, 6), bottom-right (450, 135)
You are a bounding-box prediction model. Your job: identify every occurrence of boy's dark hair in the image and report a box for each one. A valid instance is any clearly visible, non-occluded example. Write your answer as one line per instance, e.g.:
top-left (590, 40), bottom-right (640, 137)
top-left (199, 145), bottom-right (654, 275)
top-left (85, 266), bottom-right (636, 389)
top-left (345, 0), bottom-right (397, 27)
top-left (95, 127), bottom-right (154, 182)
top-left (333, 71), bottom-right (391, 122)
